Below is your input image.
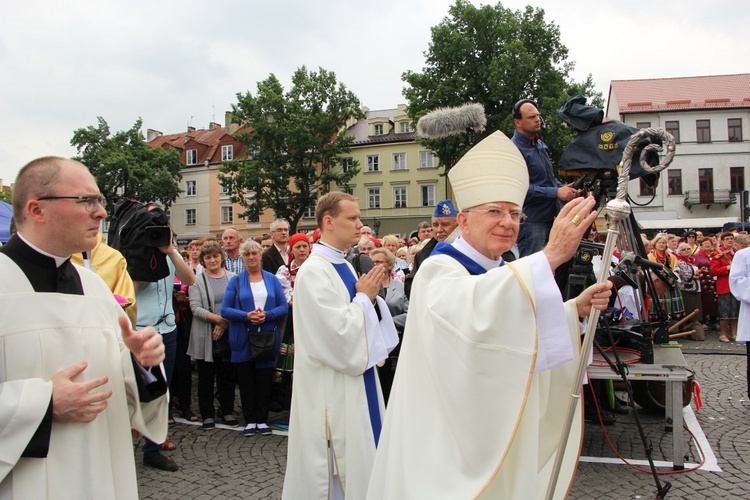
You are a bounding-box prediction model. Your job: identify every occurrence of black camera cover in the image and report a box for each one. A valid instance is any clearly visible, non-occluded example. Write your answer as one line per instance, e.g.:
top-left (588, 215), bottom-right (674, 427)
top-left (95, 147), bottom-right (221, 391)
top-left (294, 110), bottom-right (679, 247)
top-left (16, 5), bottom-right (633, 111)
top-left (108, 199), bottom-right (169, 282)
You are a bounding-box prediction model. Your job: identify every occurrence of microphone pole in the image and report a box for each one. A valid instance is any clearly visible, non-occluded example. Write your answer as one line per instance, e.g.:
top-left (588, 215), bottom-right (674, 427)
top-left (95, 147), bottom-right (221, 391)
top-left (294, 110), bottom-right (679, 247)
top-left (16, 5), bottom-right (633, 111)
top-left (544, 127), bottom-right (676, 500)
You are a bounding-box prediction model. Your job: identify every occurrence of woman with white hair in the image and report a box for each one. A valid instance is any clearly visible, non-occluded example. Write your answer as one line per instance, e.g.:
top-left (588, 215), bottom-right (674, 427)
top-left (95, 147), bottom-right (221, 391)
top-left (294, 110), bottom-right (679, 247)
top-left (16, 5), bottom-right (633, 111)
top-left (221, 240), bottom-right (288, 436)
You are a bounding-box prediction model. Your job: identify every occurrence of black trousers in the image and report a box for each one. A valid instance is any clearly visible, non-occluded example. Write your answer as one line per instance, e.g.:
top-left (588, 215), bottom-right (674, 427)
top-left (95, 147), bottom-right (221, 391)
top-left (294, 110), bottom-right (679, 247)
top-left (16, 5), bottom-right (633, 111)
top-left (235, 362), bottom-right (273, 424)
top-left (172, 329), bottom-right (193, 414)
top-left (196, 359), bottom-right (235, 420)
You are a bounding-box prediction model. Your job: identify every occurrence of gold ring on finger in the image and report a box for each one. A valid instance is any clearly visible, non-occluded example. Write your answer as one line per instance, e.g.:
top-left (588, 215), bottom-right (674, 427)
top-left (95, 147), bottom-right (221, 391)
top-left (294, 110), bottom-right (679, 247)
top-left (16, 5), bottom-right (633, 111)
top-left (570, 215), bottom-right (582, 226)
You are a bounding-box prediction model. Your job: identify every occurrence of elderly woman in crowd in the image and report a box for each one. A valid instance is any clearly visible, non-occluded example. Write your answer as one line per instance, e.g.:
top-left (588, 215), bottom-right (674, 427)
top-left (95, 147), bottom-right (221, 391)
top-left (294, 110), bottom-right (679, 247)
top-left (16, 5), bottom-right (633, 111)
top-left (274, 233), bottom-right (311, 409)
top-left (694, 237), bottom-right (719, 330)
top-left (188, 240), bottom-right (238, 429)
top-left (711, 232), bottom-right (739, 342)
top-left (370, 247), bottom-right (409, 403)
top-left (222, 240), bottom-right (288, 436)
top-left (186, 238), bottom-right (205, 273)
top-left (675, 241), bottom-right (704, 339)
top-left (381, 234), bottom-right (409, 275)
top-left (648, 233), bottom-right (684, 320)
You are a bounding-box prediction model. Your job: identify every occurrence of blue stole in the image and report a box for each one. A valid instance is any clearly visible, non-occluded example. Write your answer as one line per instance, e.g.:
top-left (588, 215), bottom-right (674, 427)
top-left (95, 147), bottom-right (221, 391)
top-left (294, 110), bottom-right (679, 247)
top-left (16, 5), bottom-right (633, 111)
top-left (331, 262), bottom-right (382, 446)
top-left (431, 242), bottom-right (504, 275)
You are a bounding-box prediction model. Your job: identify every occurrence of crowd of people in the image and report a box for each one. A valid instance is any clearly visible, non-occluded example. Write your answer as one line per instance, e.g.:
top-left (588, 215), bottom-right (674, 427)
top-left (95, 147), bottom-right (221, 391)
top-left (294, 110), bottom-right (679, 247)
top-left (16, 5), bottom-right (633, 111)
top-left (2, 100), bottom-right (749, 499)
top-left (636, 229), bottom-right (748, 343)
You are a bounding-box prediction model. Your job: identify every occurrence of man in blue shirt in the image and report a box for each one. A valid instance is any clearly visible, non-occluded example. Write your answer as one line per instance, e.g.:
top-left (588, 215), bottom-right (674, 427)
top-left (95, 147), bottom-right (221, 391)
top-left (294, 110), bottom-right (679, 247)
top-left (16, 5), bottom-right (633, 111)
top-left (135, 203), bottom-right (195, 471)
top-left (511, 100), bottom-right (579, 257)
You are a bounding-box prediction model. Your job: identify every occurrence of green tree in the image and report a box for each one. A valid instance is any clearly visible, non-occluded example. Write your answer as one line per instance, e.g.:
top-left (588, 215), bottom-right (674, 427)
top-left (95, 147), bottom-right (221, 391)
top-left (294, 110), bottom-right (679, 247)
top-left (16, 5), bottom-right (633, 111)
top-left (71, 117), bottom-right (183, 216)
top-left (0, 187), bottom-right (11, 204)
top-left (219, 66), bottom-right (364, 232)
top-left (403, 0), bottom-right (602, 177)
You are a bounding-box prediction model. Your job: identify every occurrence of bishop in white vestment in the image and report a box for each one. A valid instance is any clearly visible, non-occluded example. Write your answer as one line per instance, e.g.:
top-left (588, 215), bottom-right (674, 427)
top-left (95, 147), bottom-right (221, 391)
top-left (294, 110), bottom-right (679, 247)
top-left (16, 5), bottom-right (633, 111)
top-left (367, 132), bottom-right (611, 499)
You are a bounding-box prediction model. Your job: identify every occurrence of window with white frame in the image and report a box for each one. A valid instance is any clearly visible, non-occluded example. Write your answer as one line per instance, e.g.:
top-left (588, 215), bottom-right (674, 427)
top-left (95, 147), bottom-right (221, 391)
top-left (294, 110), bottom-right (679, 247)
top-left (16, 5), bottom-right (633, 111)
top-left (367, 187), bottom-right (381, 209)
top-left (374, 124), bottom-right (384, 135)
top-left (219, 184), bottom-right (229, 195)
top-left (185, 208), bottom-right (196, 225)
top-left (421, 184), bottom-right (435, 206)
top-left (419, 150), bottom-right (435, 169)
top-left (186, 180), bottom-right (196, 196)
top-left (221, 206), bottom-right (234, 224)
top-left (222, 145), bottom-right (234, 161)
top-left (340, 157), bottom-right (353, 173)
top-left (186, 149), bottom-right (198, 165)
top-left (366, 155), bottom-right (380, 172)
top-left (392, 152), bottom-right (407, 170)
top-left (399, 121), bottom-right (410, 133)
top-left (303, 205), bottom-right (315, 219)
top-left (393, 186), bottom-right (407, 208)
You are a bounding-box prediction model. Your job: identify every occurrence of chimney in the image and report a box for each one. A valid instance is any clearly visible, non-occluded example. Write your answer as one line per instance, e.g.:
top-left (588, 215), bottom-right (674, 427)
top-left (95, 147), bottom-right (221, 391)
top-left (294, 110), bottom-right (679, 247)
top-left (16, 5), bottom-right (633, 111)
top-left (225, 111), bottom-right (240, 135)
top-left (209, 122), bottom-right (222, 130)
top-left (147, 129), bottom-right (163, 142)
top-left (187, 126), bottom-right (196, 132)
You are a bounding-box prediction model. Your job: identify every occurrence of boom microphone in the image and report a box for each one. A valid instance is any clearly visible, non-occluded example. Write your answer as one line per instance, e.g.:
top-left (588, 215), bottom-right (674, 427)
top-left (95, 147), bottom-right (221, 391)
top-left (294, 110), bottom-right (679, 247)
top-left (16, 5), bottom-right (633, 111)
top-left (416, 103), bottom-right (487, 139)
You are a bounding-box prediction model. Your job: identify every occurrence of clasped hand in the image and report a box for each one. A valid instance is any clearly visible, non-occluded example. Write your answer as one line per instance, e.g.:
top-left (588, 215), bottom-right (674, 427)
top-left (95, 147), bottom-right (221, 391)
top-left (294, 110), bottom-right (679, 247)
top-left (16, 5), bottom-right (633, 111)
top-left (247, 308), bottom-right (266, 325)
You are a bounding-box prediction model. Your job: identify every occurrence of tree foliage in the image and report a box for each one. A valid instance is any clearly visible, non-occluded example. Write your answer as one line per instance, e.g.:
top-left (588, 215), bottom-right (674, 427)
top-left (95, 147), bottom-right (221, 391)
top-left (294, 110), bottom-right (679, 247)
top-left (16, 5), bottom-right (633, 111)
top-left (403, 0), bottom-right (603, 176)
top-left (71, 117), bottom-right (183, 216)
top-left (0, 187), bottom-right (11, 204)
top-left (219, 66), bottom-right (364, 232)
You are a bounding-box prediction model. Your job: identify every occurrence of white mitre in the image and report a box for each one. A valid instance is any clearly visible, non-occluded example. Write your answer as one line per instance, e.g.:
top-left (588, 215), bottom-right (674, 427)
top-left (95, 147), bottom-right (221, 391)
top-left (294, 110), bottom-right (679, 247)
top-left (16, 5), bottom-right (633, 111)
top-left (448, 131), bottom-right (529, 210)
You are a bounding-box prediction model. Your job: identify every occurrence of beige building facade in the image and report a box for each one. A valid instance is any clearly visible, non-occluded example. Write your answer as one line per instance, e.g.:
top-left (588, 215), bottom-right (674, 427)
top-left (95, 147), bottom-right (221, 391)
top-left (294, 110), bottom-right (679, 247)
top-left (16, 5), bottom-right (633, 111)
top-left (338, 104), bottom-right (444, 238)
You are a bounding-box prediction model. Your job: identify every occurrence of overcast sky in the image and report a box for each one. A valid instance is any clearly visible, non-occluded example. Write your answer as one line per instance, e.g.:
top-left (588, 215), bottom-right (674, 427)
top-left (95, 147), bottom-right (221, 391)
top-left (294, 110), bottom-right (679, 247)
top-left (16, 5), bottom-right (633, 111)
top-left (1, 0), bottom-right (747, 185)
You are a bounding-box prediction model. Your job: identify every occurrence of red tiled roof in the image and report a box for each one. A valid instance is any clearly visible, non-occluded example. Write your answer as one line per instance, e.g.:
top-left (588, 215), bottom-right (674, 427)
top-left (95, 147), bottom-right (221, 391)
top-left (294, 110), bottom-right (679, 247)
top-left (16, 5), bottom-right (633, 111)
top-left (147, 126), bottom-right (250, 165)
top-left (609, 73), bottom-right (750, 114)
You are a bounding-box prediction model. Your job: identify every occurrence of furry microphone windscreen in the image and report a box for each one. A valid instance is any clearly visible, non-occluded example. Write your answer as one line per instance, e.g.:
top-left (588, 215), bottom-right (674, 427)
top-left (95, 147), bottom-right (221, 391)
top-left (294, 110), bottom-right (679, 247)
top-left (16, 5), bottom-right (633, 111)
top-left (416, 103), bottom-right (487, 139)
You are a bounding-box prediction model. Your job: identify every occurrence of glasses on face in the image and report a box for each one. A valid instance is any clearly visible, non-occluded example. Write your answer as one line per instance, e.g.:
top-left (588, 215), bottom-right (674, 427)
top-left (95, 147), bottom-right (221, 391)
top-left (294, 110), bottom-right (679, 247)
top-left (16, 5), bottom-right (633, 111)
top-left (462, 207), bottom-right (526, 224)
top-left (37, 195), bottom-right (105, 213)
top-left (371, 260), bottom-right (388, 266)
top-left (274, 228), bottom-right (289, 233)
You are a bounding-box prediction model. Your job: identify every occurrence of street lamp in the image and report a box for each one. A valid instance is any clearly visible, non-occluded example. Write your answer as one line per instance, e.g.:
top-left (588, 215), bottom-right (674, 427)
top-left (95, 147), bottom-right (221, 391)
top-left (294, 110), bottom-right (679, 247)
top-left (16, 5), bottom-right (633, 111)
top-left (373, 218), bottom-right (381, 236)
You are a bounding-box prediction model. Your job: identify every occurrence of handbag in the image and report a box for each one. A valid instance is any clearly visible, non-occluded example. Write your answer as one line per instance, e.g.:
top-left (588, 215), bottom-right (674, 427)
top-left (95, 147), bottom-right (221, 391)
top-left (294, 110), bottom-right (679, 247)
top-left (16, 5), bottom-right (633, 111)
top-left (247, 328), bottom-right (275, 362)
top-left (203, 272), bottom-right (230, 360)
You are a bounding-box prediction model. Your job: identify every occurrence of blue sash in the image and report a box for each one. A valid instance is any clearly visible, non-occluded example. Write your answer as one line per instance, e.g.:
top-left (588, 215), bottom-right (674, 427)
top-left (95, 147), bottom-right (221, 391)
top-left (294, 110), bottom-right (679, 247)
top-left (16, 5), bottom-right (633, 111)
top-left (431, 242), bottom-right (503, 275)
top-left (331, 262), bottom-right (382, 446)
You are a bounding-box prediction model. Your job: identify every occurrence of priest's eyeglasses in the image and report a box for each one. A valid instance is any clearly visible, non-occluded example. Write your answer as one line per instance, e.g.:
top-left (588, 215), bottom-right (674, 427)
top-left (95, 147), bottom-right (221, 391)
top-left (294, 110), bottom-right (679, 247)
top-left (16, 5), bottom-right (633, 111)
top-left (37, 195), bottom-right (106, 213)
top-left (462, 207), bottom-right (526, 224)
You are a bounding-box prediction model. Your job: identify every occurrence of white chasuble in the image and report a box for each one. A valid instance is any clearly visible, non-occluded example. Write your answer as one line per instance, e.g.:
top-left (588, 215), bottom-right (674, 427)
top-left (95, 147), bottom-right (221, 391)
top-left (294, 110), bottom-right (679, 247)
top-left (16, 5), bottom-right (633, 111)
top-left (0, 254), bottom-right (168, 500)
top-left (282, 251), bottom-right (398, 500)
top-left (367, 253), bottom-right (583, 500)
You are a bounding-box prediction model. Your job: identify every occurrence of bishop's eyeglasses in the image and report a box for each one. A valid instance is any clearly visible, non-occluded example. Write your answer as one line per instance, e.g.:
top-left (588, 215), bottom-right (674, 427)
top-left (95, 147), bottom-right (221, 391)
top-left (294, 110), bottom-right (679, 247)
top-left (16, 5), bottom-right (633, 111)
top-left (461, 206), bottom-right (527, 224)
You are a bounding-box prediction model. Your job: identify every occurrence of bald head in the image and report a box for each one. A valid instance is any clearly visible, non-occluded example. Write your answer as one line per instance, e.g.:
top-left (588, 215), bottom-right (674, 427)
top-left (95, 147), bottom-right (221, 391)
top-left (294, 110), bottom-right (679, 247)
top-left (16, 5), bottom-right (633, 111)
top-left (12, 157), bottom-right (105, 256)
top-left (12, 156), bottom-right (71, 226)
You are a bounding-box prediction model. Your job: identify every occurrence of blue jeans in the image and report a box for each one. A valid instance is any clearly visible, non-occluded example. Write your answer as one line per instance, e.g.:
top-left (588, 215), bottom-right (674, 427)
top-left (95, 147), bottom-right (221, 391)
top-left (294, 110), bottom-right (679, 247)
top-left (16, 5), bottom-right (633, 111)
top-left (516, 221), bottom-right (552, 258)
top-left (143, 328), bottom-right (177, 457)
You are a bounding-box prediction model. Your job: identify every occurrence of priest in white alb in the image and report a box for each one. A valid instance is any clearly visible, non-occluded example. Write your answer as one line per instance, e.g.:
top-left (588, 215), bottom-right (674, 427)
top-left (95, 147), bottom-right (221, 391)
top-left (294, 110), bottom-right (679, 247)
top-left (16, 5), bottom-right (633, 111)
top-left (366, 131), bottom-right (611, 499)
top-left (282, 191), bottom-right (399, 500)
top-left (0, 157), bottom-right (169, 499)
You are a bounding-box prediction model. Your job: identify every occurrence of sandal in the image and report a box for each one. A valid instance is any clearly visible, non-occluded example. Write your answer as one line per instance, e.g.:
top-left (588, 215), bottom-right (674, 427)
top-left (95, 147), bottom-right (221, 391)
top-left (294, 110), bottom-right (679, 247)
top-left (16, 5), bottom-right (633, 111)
top-left (181, 409), bottom-right (199, 422)
top-left (161, 439), bottom-right (177, 451)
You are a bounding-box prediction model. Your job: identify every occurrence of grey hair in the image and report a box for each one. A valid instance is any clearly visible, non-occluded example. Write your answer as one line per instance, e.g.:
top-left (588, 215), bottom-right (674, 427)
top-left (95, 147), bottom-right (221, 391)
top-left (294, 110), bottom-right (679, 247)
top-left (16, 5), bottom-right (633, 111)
top-left (240, 239), bottom-right (263, 255)
top-left (270, 218), bottom-right (289, 232)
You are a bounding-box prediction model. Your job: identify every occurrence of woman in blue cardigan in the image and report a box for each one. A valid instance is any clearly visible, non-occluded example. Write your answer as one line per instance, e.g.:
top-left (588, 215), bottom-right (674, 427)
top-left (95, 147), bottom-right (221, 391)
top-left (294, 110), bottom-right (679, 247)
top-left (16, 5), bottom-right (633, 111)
top-left (222, 240), bottom-right (288, 436)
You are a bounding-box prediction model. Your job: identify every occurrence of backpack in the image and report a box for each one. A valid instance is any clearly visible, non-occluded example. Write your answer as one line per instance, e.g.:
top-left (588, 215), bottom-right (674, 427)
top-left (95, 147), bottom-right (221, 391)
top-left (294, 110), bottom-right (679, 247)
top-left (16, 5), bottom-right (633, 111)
top-left (107, 199), bottom-right (169, 282)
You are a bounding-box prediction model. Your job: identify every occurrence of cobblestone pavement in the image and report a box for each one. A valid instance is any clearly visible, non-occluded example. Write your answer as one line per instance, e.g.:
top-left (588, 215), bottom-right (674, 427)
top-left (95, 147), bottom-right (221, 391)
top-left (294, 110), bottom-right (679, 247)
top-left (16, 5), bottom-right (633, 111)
top-left (137, 326), bottom-right (749, 499)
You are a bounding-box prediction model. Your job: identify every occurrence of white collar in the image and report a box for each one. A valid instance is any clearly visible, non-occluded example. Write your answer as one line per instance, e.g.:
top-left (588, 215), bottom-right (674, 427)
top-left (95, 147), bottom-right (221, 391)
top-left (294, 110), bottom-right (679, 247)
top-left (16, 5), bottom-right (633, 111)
top-left (312, 242), bottom-right (348, 264)
top-left (17, 232), bottom-right (70, 267)
top-left (452, 237), bottom-right (504, 271)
